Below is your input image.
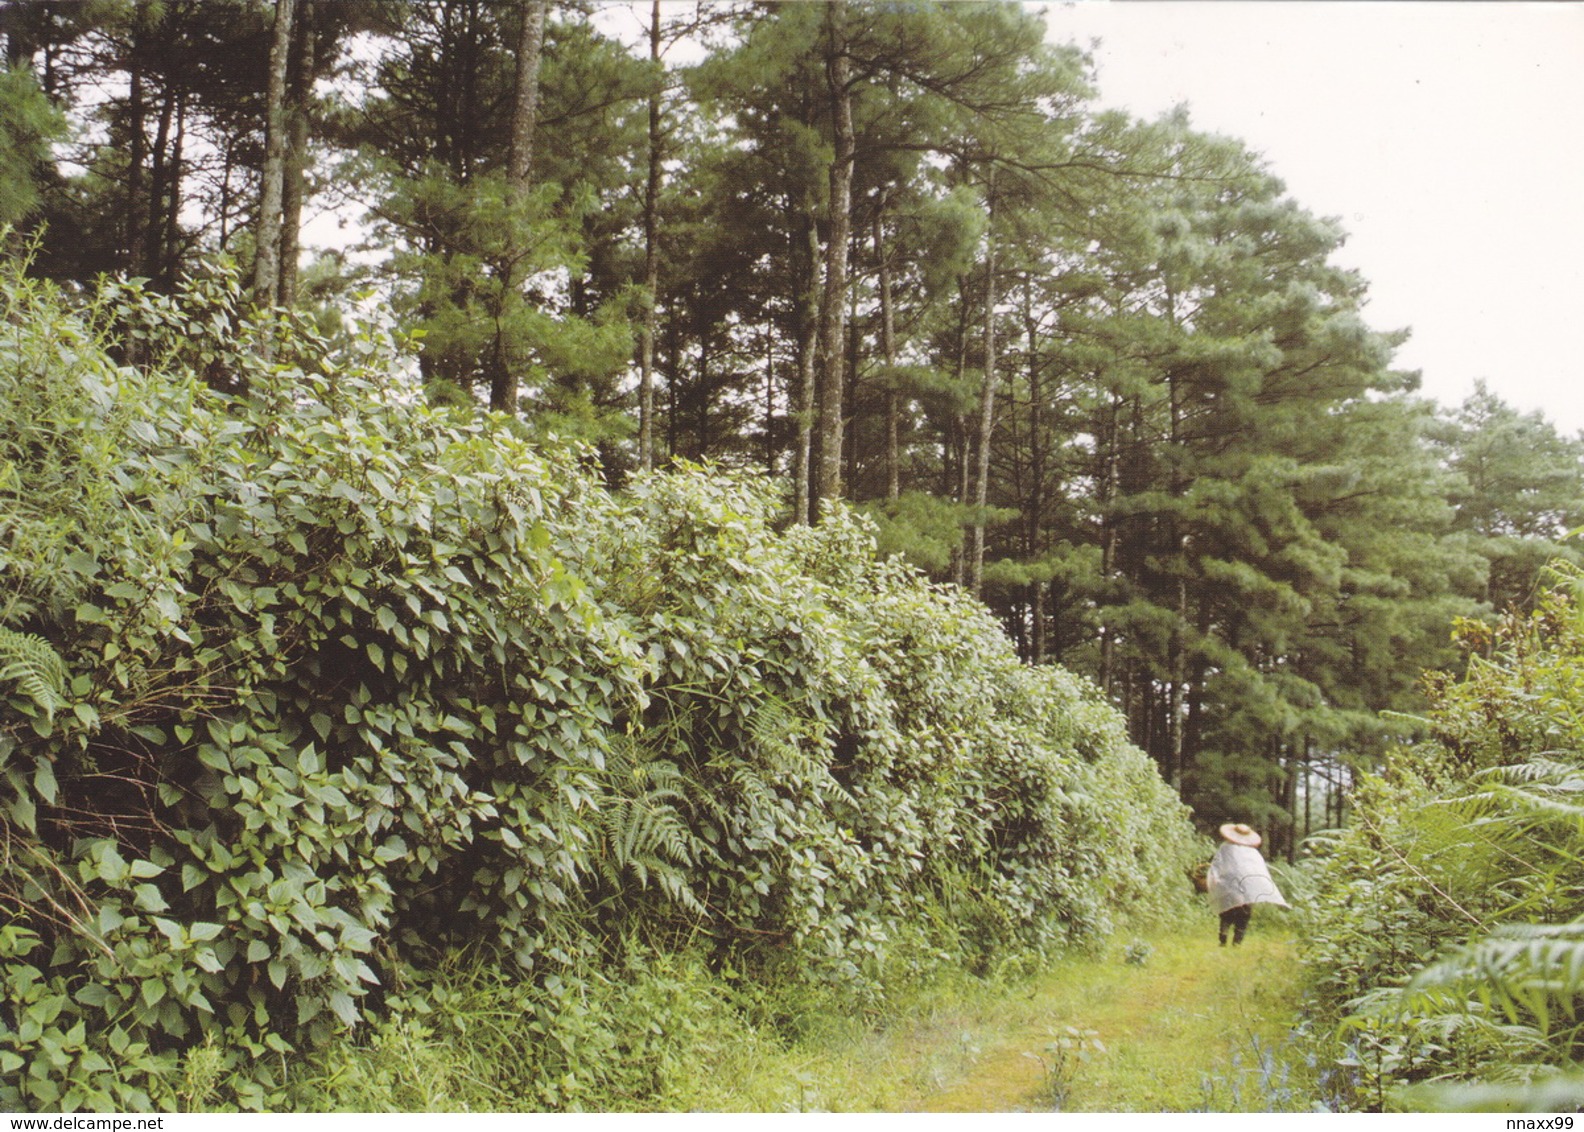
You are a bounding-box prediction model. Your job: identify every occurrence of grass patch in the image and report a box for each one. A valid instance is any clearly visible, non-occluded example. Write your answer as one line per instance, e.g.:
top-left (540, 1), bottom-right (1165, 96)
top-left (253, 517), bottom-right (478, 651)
top-left (261, 909), bottom-right (1316, 1112)
top-left (678, 907), bottom-right (1316, 1112)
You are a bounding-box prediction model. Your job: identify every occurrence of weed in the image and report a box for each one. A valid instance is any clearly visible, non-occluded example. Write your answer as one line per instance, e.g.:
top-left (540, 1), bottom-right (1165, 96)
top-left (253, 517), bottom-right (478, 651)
top-left (176, 1039), bottom-right (226, 1113)
top-left (1025, 1026), bottom-right (1105, 1110)
top-left (1123, 940), bottom-right (1155, 967)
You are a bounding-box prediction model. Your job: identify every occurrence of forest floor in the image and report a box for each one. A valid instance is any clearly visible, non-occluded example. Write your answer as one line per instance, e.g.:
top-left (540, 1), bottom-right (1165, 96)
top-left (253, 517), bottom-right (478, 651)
top-left (916, 915), bottom-right (1309, 1111)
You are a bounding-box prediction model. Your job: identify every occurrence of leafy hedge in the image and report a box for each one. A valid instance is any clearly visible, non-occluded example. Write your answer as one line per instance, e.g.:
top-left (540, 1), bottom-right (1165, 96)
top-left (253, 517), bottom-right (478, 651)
top-left (0, 262), bottom-right (1198, 1110)
top-left (1300, 577), bottom-right (1584, 1109)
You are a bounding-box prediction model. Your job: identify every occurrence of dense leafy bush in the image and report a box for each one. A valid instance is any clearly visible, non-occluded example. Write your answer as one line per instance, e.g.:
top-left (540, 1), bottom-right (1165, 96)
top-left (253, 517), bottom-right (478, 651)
top-left (1300, 575), bottom-right (1584, 1109)
top-left (0, 262), bottom-right (1198, 1109)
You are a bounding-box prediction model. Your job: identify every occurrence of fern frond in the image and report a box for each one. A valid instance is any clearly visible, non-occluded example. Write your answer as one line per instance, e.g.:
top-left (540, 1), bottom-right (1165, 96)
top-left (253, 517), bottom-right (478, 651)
top-left (0, 626), bottom-right (68, 718)
top-left (1474, 758), bottom-right (1584, 787)
top-left (1444, 760), bottom-right (1584, 845)
top-left (594, 744), bottom-right (705, 914)
top-left (1407, 920), bottom-right (1584, 1033)
top-left (1487, 786), bottom-right (1584, 825)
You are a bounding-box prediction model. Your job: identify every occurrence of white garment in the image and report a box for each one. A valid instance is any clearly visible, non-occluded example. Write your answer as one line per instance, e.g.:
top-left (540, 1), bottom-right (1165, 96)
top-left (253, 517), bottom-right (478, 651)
top-left (1206, 843), bottom-right (1289, 914)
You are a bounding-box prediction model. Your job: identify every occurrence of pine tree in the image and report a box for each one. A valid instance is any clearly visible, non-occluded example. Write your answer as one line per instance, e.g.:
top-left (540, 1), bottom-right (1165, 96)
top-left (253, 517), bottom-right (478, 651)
top-left (971, 107), bottom-right (1477, 826)
top-left (1439, 381), bottom-right (1584, 612)
top-left (0, 63), bottom-right (65, 230)
top-left (349, 1), bottom-right (642, 433)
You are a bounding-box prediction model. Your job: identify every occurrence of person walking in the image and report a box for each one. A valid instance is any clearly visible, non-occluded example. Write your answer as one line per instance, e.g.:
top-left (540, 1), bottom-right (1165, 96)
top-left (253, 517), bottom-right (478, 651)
top-left (1206, 823), bottom-right (1288, 945)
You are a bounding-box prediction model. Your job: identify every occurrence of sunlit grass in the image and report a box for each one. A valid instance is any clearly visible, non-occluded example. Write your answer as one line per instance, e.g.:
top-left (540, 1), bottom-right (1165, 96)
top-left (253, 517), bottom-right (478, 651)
top-left (673, 908), bottom-right (1313, 1112)
top-left (915, 910), bottom-right (1307, 1111)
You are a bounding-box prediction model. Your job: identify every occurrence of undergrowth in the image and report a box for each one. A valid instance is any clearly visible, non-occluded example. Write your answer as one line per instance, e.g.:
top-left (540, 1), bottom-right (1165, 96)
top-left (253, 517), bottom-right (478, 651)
top-left (1300, 575), bottom-right (1584, 1109)
top-left (0, 259), bottom-right (1200, 1109)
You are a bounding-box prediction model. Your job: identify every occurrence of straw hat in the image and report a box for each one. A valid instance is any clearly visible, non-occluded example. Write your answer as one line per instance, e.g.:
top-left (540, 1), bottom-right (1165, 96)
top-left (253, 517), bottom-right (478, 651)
top-left (1218, 823), bottom-right (1262, 848)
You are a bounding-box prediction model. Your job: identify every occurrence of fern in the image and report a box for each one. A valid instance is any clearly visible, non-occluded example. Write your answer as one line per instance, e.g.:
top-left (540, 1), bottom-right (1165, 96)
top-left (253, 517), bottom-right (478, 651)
top-left (0, 626), bottom-right (68, 718)
top-left (1405, 920), bottom-right (1584, 1035)
top-left (746, 698), bottom-right (811, 775)
top-left (595, 739), bottom-right (705, 915)
top-left (1460, 758), bottom-right (1584, 815)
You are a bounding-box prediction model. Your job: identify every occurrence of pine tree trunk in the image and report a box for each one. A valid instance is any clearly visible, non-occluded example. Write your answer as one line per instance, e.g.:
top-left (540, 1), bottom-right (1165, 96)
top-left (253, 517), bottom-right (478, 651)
top-left (969, 171), bottom-right (998, 596)
top-left (1168, 576), bottom-right (1187, 790)
top-left (162, 94), bottom-right (185, 291)
top-left (1164, 278), bottom-right (1188, 790)
top-left (874, 188), bottom-right (899, 501)
top-left (253, 0), bottom-right (296, 311)
top-left (1098, 402), bottom-right (1119, 694)
top-left (279, 0), bottom-right (315, 310)
top-left (950, 297), bottom-right (971, 588)
top-left (1284, 741), bottom-right (1301, 863)
top-left (794, 206), bottom-right (820, 525)
top-left (844, 248), bottom-right (860, 491)
top-left (125, 65), bottom-right (147, 280)
top-left (696, 334), bottom-right (711, 459)
top-left (763, 327), bottom-right (776, 471)
top-left (1302, 736), bottom-right (1314, 845)
top-left (492, 0), bottom-right (549, 414)
top-left (507, 0), bottom-right (547, 190)
top-left (638, 0), bottom-right (661, 472)
top-left (815, 0), bottom-right (853, 513)
top-left (1032, 582), bottom-right (1046, 664)
top-left (666, 319), bottom-right (681, 460)
top-left (147, 91), bottom-right (173, 281)
top-left (1025, 278), bottom-right (1044, 660)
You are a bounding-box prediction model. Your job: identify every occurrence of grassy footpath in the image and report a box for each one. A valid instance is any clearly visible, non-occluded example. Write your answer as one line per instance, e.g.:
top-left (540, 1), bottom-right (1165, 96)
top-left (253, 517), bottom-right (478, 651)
top-left (685, 907), bottom-right (1310, 1112)
top-left (925, 916), bottom-right (1306, 1111)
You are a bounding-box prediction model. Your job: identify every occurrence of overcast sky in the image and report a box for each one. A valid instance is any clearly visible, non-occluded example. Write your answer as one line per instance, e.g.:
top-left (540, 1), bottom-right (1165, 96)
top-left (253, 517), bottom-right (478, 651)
top-left (1042, 1), bottom-right (1584, 434)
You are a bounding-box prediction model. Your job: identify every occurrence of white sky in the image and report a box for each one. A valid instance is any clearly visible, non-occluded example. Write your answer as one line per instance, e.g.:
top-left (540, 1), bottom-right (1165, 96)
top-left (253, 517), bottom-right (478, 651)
top-left (1043, 1), bottom-right (1584, 434)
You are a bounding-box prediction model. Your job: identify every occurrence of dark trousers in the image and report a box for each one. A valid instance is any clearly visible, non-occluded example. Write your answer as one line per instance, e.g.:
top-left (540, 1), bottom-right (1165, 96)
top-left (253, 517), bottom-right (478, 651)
top-left (1219, 904), bottom-right (1251, 945)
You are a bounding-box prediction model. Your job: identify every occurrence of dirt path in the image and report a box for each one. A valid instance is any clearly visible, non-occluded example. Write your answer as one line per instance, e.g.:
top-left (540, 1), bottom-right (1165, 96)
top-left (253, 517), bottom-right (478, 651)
top-left (921, 921), bottom-right (1304, 1112)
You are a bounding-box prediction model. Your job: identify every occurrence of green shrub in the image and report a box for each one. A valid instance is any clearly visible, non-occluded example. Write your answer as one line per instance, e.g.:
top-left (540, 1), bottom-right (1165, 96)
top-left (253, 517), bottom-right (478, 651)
top-left (1300, 571), bottom-right (1584, 1108)
top-left (0, 259), bottom-right (1198, 1109)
